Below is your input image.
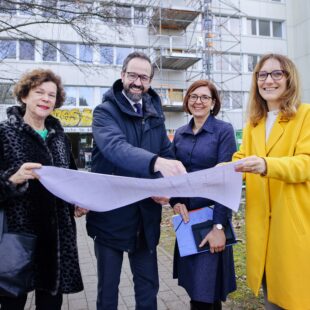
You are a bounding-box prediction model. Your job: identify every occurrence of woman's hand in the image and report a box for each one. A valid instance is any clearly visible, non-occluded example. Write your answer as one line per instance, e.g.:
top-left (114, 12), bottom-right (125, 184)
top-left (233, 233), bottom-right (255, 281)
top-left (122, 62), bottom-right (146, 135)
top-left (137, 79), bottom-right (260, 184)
top-left (199, 226), bottom-right (226, 254)
top-left (173, 203), bottom-right (189, 223)
top-left (74, 206), bottom-right (89, 217)
top-left (151, 196), bottom-right (170, 205)
top-left (9, 163), bottom-right (42, 185)
top-left (234, 155), bottom-right (267, 175)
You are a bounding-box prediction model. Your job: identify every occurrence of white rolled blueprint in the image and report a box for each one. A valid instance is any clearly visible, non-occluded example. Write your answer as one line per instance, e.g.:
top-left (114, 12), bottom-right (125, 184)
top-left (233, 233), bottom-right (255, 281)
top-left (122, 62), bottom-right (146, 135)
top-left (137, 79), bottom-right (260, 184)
top-left (35, 161), bottom-right (243, 212)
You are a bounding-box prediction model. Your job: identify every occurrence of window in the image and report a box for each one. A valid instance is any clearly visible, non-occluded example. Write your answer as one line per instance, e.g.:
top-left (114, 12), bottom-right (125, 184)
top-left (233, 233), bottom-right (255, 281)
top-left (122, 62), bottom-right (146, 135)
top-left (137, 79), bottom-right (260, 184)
top-left (100, 46), bottom-right (113, 64)
top-left (259, 20), bottom-right (270, 36)
top-left (60, 43), bottom-right (76, 62)
top-left (168, 89), bottom-right (183, 103)
top-left (0, 84), bottom-right (15, 105)
top-left (43, 42), bottom-right (57, 61)
top-left (272, 21), bottom-right (282, 37)
top-left (134, 7), bottom-right (147, 25)
top-left (79, 87), bottom-right (94, 107)
top-left (214, 16), bottom-right (229, 35)
top-left (18, 0), bottom-right (35, 16)
top-left (247, 19), bottom-right (257, 35)
top-left (19, 40), bottom-right (35, 60)
top-left (100, 87), bottom-right (109, 103)
top-left (230, 18), bottom-right (240, 35)
top-left (248, 18), bottom-right (283, 38)
top-left (116, 6), bottom-right (131, 26)
top-left (41, 0), bottom-right (57, 18)
top-left (0, 0), bottom-right (16, 14)
top-left (230, 55), bottom-right (241, 72)
top-left (116, 47), bottom-right (131, 65)
top-left (231, 92), bottom-right (243, 109)
top-left (220, 91), bottom-right (230, 109)
top-left (79, 44), bottom-right (92, 63)
top-left (64, 87), bottom-right (78, 106)
top-left (98, 3), bottom-right (114, 24)
top-left (0, 40), bottom-right (16, 60)
top-left (58, 1), bottom-right (78, 19)
top-left (248, 55), bottom-right (260, 72)
top-left (215, 55), bottom-right (229, 71)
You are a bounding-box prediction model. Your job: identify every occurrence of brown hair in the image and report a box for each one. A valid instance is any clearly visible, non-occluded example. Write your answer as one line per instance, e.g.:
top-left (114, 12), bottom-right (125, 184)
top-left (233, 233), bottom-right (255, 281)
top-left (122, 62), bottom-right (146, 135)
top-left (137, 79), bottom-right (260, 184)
top-left (248, 53), bottom-right (301, 126)
top-left (183, 80), bottom-right (221, 116)
top-left (14, 69), bottom-right (65, 109)
top-left (122, 51), bottom-right (154, 79)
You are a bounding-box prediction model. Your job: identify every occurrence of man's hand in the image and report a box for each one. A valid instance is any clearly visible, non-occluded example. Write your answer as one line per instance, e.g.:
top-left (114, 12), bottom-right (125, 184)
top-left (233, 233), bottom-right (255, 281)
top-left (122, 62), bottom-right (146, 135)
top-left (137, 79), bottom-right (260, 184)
top-left (152, 196), bottom-right (170, 205)
top-left (74, 206), bottom-right (89, 217)
top-left (173, 203), bottom-right (189, 223)
top-left (154, 157), bottom-right (186, 177)
top-left (9, 163), bottom-right (42, 185)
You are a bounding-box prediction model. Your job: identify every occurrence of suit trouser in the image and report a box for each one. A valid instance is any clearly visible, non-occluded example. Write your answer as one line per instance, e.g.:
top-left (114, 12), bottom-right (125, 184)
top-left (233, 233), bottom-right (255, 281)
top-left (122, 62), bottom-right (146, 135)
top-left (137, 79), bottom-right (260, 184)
top-left (94, 240), bottom-right (159, 310)
top-left (0, 290), bottom-right (62, 310)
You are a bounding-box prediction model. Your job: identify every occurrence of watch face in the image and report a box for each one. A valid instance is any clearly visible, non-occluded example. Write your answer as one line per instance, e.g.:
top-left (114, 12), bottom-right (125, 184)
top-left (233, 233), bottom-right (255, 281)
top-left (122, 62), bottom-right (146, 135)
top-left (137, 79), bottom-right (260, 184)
top-left (216, 224), bottom-right (223, 230)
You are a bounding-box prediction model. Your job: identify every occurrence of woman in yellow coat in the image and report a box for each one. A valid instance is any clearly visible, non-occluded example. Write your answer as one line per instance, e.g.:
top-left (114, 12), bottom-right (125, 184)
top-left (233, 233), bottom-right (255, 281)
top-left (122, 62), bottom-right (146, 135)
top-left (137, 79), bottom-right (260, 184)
top-left (233, 53), bottom-right (310, 309)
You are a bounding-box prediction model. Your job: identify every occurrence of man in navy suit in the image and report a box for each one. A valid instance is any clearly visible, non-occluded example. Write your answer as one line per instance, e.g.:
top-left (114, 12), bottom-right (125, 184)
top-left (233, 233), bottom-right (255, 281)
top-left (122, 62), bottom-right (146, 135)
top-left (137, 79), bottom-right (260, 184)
top-left (86, 52), bottom-right (186, 310)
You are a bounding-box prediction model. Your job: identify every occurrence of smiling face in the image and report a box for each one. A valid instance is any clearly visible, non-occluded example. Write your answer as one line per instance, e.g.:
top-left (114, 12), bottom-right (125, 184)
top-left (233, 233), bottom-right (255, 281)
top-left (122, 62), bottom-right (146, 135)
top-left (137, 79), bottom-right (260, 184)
top-left (121, 57), bottom-right (152, 103)
top-left (22, 81), bottom-right (57, 121)
top-left (187, 86), bottom-right (214, 121)
top-left (257, 58), bottom-right (287, 111)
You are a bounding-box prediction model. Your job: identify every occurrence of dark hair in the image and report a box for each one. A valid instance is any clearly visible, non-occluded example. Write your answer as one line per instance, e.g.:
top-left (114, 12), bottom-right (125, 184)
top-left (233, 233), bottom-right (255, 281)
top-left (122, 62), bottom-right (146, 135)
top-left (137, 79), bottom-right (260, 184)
top-left (183, 80), bottom-right (221, 116)
top-left (122, 51), bottom-right (154, 79)
top-left (14, 69), bottom-right (65, 109)
top-left (248, 53), bottom-right (301, 126)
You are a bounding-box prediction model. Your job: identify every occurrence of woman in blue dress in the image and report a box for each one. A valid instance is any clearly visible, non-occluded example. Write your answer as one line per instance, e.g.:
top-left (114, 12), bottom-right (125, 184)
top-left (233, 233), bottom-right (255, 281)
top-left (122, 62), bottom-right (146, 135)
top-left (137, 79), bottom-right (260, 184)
top-left (171, 80), bottom-right (237, 310)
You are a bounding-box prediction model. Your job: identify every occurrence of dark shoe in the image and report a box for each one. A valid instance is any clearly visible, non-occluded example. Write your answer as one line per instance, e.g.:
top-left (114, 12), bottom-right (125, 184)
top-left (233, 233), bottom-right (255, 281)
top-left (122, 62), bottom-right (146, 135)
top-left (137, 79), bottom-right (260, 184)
top-left (190, 300), bottom-right (221, 310)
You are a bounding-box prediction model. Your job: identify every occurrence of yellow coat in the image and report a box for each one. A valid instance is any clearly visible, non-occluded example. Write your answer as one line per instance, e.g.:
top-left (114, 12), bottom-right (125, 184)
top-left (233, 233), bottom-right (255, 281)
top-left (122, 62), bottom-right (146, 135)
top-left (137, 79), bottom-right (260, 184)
top-left (233, 104), bottom-right (310, 309)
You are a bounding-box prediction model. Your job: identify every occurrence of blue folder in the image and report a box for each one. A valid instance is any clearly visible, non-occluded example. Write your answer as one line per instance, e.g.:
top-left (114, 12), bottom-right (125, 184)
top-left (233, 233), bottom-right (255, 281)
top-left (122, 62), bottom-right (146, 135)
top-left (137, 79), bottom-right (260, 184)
top-left (172, 207), bottom-right (236, 257)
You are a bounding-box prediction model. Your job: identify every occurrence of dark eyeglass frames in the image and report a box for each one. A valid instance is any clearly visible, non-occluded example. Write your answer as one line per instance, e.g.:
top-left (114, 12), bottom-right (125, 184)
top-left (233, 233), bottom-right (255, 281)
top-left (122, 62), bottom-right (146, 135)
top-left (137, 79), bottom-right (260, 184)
top-left (188, 94), bottom-right (213, 103)
top-left (256, 70), bottom-right (287, 81)
top-left (126, 72), bottom-right (151, 83)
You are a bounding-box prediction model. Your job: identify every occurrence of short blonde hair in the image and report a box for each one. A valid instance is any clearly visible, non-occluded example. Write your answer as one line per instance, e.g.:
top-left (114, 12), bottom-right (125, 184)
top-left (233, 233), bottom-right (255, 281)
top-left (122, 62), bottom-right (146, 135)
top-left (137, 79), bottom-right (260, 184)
top-left (248, 53), bottom-right (301, 126)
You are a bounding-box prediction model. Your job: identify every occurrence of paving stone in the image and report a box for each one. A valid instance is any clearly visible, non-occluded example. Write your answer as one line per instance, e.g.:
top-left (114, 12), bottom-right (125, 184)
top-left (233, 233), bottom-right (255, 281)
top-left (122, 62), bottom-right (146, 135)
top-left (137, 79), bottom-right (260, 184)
top-left (24, 217), bottom-right (190, 310)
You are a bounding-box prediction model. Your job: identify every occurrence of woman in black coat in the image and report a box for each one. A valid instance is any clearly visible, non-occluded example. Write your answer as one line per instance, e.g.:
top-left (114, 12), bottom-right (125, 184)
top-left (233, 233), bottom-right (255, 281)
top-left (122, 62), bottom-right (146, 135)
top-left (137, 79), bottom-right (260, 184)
top-left (171, 80), bottom-right (237, 310)
top-left (0, 69), bottom-right (83, 310)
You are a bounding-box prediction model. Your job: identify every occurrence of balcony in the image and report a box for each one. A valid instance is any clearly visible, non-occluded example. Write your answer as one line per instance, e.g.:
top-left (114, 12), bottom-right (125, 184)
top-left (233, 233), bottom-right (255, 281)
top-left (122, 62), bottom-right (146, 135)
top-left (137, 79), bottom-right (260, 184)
top-left (149, 6), bottom-right (200, 31)
top-left (154, 50), bottom-right (201, 70)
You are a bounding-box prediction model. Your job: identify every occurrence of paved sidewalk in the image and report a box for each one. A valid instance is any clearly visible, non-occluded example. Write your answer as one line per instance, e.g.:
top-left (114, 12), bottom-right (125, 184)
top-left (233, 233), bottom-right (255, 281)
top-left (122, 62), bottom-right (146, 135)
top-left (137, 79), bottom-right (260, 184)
top-left (26, 217), bottom-right (190, 310)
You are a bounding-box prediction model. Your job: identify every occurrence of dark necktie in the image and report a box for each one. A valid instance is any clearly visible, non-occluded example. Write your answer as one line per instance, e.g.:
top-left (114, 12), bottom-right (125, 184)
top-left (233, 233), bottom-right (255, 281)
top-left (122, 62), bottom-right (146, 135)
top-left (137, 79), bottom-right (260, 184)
top-left (134, 103), bottom-right (142, 116)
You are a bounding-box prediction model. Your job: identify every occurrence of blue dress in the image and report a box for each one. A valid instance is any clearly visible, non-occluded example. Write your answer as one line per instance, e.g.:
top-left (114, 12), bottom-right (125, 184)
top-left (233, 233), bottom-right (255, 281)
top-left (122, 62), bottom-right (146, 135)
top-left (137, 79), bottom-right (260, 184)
top-left (171, 115), bottom-right (237, 303)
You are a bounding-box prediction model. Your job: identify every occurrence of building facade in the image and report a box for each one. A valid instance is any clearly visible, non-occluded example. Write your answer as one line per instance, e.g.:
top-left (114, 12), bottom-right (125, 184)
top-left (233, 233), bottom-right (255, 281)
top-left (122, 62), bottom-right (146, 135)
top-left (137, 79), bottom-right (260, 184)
top-left (0, 0), bottom-right (294, 167)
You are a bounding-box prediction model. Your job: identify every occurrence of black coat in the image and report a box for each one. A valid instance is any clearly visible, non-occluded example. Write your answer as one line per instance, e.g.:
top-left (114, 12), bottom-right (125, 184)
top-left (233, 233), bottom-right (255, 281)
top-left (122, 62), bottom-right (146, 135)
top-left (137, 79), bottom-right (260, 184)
top-left (0, 106), bottom-right (83, 295)
top-left (87, 79), bottom-right (173, 252)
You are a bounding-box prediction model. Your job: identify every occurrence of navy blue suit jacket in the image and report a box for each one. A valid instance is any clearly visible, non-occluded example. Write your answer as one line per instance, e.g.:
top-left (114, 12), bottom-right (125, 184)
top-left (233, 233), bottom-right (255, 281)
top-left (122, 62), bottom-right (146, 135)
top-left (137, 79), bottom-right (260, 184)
top-left (87, 79), bottom-right (173, 252)
top-left (171, 115), bottom-right (237, 225)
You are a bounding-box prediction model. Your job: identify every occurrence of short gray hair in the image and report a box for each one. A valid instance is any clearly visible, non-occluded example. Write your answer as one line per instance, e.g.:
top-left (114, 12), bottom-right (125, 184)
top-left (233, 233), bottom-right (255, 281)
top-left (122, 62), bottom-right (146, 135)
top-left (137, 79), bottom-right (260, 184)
top-left (122, 51), bottom-right (154, 79)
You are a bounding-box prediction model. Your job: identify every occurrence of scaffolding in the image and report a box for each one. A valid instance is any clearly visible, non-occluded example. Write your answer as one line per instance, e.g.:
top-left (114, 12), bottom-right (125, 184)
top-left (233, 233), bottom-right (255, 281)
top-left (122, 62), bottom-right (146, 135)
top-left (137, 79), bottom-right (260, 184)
top-left (145, 0), bottom-right (244, 127)
top-left (147, 0), bottom-right (202, 111)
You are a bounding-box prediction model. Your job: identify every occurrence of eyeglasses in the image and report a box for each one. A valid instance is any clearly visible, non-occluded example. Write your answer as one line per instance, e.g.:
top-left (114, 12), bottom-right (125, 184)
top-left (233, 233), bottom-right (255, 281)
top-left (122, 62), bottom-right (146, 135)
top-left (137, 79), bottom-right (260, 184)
top-left (188, 94), bottom-right (213, 103)
top-left (126, 72), bottom-right (151, 83)
top-left (256, 70), bottom-right (287, 81)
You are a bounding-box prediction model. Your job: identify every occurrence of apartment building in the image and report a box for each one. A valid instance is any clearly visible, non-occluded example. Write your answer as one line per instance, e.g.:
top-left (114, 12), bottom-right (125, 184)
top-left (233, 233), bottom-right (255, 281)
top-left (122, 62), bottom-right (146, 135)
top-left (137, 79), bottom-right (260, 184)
top-left (0, 0), bottom-right (290, 167)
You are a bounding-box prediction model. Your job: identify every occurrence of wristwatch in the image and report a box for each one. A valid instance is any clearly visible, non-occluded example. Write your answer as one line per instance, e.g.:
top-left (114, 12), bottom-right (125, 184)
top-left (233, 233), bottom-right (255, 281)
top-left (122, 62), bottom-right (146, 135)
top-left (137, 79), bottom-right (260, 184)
top-left (214, 224), bottom-right (224, 230)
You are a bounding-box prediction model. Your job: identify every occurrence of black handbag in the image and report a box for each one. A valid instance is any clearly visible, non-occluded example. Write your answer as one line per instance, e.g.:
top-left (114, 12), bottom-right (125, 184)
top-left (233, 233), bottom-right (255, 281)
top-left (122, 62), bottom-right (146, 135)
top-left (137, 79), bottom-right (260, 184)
top-left (0, 208), bottom-right (37, 297)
